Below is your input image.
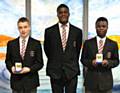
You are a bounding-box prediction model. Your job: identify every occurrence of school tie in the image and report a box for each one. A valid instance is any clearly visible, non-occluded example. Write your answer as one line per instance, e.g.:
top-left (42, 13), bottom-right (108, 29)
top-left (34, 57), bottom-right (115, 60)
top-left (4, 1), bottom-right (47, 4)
top-left (61, 25), bottom-right (67, 50)
top-left (98, 39), bottom-right (103, 53)
top-left (21, 39), bottom-right (26, 59)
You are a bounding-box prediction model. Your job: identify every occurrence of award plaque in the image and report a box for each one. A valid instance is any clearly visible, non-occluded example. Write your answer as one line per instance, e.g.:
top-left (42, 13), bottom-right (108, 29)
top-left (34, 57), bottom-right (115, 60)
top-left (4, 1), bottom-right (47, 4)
top-left (96, 53), bottom-right (103, 64)
top-left (15, 62), bottom-right (22, 73)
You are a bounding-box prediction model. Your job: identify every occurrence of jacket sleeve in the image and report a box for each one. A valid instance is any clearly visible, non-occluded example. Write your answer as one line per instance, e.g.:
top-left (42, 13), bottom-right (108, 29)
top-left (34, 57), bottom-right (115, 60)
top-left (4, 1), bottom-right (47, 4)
top-left (76, 29), bottom-right (82, 60)
top-left (5, 41), bottom-right (13, 73)
top-left (44, 29), bottom-right (50, 58)
top-left (80, 40), bottom-right (95, 69)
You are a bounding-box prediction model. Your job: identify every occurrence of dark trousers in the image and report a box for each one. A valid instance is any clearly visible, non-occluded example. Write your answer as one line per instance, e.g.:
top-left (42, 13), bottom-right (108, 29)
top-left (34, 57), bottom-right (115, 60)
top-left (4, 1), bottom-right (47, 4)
top-left (50, 75), bottom-right (78, 93)
top-left (12, 88), bottom-right (37, 93)
top-left (85, 88), bottom-right (112, 93)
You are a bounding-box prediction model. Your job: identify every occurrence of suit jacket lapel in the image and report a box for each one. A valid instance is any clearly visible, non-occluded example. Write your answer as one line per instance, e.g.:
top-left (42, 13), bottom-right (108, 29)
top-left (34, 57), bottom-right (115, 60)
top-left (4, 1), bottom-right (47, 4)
top-left (93, 37), bottom-right (98, 55)
top-left (15, 37), bottom-right (22, 60)
top-left (65, 24), bottom-right (72, 51)
top-left (55, 24), bottom-right (64, 51)
top-left (23, 37), bottom-right (31, 60)
top-left (102, 38), bottom-right (109, 55)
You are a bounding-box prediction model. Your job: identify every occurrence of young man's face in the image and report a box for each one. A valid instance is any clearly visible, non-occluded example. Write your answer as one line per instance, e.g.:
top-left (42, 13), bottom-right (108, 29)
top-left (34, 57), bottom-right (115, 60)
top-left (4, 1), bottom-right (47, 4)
top-left (57, 7), bottom-right (70, 25)
top-left (18, 21), bottom-right (30, 38)
top-left (96, 21), bottom-right (108, 38)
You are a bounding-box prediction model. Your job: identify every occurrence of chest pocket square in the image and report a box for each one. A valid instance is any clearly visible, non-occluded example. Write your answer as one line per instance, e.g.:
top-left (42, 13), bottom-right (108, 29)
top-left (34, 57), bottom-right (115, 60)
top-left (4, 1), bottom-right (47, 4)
top-left (29, 51), bottom-right (35, 57)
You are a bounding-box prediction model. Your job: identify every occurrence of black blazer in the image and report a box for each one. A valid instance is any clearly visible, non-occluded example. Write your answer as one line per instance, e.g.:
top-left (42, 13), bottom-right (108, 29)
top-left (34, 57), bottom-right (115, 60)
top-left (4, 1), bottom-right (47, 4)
top-left (5, 37), bottom-right (43, 90)
top-left (44, 23), bottom-right (82, 79)
top-left (81, 37), bottom-right (119, 91)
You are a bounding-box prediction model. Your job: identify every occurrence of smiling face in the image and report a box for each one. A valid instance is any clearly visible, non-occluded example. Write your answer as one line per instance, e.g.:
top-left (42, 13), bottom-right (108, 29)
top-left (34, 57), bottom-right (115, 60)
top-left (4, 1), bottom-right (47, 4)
top-left (18, 21), bottom-right (30, 38)
top-left (57, 6), bottom-right (70, 25)
top-left (96, 20), bottom-right (108, 38)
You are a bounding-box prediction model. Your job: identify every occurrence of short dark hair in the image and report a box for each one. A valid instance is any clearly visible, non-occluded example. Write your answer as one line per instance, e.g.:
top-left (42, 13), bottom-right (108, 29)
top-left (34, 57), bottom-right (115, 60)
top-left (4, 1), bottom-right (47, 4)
top-left (95, 17), bottom-right (108, 25)
top-left (17, 17), bottom-right (30, 25)
top-left (57, 4), bottom-right (69, 12)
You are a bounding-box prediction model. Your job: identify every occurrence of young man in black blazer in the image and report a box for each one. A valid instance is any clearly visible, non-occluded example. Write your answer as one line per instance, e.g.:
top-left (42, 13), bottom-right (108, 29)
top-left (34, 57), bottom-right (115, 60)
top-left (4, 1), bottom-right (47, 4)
top-left (5, 17), bottom-right (44, 93)
top-left (44, 4), bottom-right (82, 93)
top-left (81, 17), bottom-right (119, 93)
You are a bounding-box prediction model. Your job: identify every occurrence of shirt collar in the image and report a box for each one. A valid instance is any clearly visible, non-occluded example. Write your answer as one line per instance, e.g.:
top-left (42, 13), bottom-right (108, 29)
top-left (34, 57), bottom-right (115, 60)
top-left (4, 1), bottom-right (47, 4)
top-left (20, 35), bottom-right (29, 42)
top-left (58, 22), bottom-right (69, 28)
top-left (97, 36), bottom-right (106, 41)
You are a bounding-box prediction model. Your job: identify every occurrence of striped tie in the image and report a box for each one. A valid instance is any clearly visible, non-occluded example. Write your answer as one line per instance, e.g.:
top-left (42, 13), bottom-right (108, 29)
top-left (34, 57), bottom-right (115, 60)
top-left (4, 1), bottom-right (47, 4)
top-left (98, 40), bottom-right (103, 53)
top-left (21, 39), bottom-right (26, 59)
top-left (61, 25), bottom-right (67, 50)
